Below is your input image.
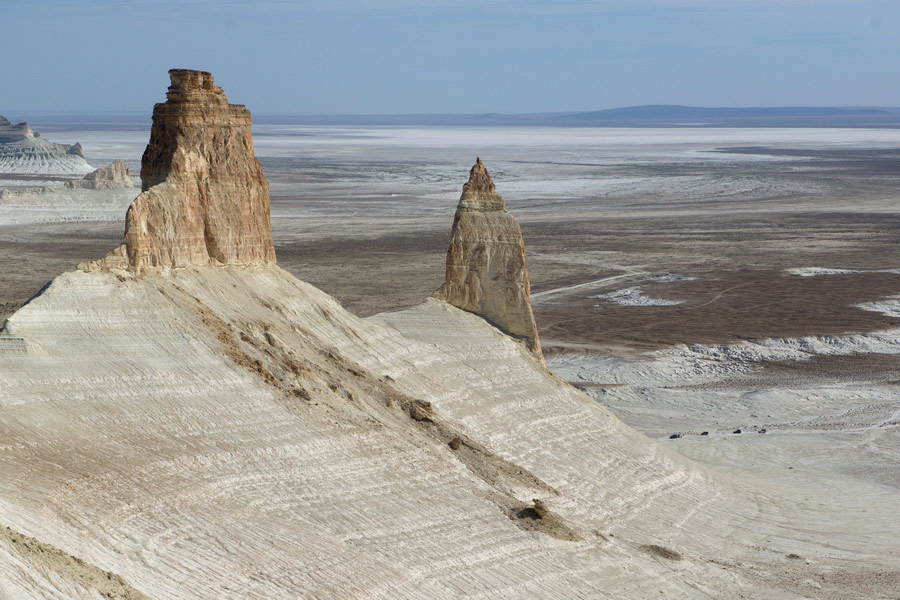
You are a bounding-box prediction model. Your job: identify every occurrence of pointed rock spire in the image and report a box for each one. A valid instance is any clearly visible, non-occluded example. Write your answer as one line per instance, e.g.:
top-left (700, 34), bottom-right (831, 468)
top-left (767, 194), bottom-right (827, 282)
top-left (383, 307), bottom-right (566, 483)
top-left (93, 69), bottom-right (276, 273)
top-left (435, 159), bottom-right (542, 358)
top-left (459, 157), bottom-right (505, 212)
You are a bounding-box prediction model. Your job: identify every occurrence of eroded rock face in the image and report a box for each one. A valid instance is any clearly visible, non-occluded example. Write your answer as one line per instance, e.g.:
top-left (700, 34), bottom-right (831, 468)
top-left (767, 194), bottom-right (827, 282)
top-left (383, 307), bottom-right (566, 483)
top-left (96, 69), bottom-right (275, 273)
top-left (435, 158), bottom-right (542, 357)
top-left (66, 160), bottom-right (136, 190)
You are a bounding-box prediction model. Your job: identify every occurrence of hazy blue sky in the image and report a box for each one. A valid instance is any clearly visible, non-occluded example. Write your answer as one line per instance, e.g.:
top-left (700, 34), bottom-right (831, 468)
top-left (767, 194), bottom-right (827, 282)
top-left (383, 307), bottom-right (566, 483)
top-left (2, 0), bottom-right (898, 114)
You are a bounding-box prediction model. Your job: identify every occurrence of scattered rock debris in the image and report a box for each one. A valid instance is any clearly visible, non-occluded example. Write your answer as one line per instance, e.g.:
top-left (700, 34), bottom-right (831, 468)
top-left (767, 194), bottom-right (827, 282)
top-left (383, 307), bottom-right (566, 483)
top-left (640, 544), bottom-right (683, 561)
top-left (510, 499), bottom-right (580, 542)
top-left (407, 399), bottom-right (435, 422)
top-left (530, 499), bottom-right (549, 519)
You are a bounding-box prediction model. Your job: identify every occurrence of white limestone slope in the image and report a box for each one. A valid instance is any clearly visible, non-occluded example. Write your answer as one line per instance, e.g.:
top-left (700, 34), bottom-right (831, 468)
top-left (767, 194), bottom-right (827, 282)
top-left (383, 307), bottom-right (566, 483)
top-left (0, 265), bottom-right (895, 598)
top-left (0, 137), bottom-right (93, 176)
top-left (0, 152), bottom-right (93, 176)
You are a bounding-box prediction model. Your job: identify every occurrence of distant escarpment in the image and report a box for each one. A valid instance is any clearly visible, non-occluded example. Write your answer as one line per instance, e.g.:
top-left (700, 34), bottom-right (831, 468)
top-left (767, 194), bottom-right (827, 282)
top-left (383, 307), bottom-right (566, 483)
top-left (435, 158), bottom-right (542, 357)
top-left (92, 69), bottom-right (276, 273)
top-left (66, 160), bottom-right (136, 190)
top-left (0, 116), bottom-right (93, 175)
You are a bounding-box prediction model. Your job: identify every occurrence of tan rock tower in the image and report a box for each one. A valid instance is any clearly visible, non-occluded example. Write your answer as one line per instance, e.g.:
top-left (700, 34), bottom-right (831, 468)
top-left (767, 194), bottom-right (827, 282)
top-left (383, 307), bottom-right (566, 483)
top-left (436, 158), bottom-right (542, 358)
top-left (97, 69), bottom-right (275, 273)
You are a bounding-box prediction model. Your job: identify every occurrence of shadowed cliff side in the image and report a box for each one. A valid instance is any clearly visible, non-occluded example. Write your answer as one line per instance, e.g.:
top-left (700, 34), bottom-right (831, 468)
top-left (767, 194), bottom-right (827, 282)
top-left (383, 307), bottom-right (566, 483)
top-left (92, 69), bottom-right (275, 274)
top-left (435, 158), bottom-right (542, 358)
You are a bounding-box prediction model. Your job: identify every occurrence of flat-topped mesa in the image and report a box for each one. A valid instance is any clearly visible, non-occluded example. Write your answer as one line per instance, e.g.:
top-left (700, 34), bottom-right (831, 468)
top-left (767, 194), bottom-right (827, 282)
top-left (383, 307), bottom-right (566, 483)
top-left (435, 159), bottom-right (542, 358)
top-left (93, 69), bottom-right (275, 274)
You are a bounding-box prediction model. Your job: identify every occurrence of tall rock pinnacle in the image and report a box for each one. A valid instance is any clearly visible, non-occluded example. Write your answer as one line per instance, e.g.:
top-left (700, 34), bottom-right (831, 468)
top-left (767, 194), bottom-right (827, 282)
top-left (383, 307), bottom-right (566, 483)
top-left (435, 159), bottom-right (542, 358)
top-left (97, 69), bottom-right (275, 273)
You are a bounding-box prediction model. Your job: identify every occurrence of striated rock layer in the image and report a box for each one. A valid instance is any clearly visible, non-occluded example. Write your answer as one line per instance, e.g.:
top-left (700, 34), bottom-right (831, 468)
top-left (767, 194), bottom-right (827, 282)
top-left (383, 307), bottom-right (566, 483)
top-left (0, 116), bottom-right (93, 175)
top-left (97, 69), bottom-right (275, 273)
top-left (435, 158), bottom-right (542, 357)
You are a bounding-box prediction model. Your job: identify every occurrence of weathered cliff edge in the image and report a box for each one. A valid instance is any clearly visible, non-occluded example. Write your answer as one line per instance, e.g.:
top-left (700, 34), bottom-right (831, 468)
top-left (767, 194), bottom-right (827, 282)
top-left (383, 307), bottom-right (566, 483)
top-left (0, 116), bottom-right (93, 175)
top-left (89, 69), bottom-right (275, 273)
top-left (435, 158), bottom-right (542, 357)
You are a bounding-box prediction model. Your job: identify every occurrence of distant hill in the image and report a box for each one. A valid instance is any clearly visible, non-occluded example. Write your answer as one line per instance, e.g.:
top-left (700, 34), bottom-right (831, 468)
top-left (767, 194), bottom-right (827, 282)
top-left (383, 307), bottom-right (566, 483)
top-left (552, 105), bottom-right (900, 127)
top-left (9, 105), bottom-right (900, 129)
top-left (0, 115), bottom-right (94, 175)
top-left (563, 105), bottom-right (889, 119)
top-left (246, 105), bottom-right (900, 128)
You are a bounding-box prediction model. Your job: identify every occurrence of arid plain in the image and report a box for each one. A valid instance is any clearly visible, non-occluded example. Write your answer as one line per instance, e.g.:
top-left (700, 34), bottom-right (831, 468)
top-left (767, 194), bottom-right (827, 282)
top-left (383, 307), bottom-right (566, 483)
top-left (2, 121), bottom-right (899, 597)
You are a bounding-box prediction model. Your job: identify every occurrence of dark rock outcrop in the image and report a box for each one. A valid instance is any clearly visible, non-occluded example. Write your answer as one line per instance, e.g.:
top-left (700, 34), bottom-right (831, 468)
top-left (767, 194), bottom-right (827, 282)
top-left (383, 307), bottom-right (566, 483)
top-left (66, 143), bottom-right (85, 158)
top-left (435, 158), bottom-right (542, 357)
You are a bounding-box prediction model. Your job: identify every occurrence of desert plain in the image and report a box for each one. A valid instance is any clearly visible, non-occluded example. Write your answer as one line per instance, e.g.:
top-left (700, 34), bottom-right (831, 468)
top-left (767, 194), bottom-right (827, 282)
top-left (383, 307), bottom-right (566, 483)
top-left (1, 118), bottom-right (898, 598)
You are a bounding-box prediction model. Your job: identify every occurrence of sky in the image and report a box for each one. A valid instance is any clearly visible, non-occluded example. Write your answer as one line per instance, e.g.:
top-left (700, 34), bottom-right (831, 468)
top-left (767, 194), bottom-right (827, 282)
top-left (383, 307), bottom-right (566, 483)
top-left (2, 0), bottom-right (899, 114)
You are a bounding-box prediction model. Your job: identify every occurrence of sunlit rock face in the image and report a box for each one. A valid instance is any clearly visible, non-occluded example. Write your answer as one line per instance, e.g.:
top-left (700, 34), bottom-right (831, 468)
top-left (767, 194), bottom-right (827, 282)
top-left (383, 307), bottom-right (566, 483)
top-left (435, 158), bottom-right (542, 357)
top-left (98, 69), bottom-right (276, 273)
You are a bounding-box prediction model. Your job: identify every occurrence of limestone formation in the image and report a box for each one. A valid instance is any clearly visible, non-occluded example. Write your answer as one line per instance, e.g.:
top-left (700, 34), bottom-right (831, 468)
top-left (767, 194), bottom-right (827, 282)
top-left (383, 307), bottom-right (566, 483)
top-left (66, 159), bottom-right (136, 190)
top-left (0, 116), bottom-right (93, 175)
top-left (435, 158), bottom-right (542, 357)
top-left (97, 69), bottom-right (276, 273)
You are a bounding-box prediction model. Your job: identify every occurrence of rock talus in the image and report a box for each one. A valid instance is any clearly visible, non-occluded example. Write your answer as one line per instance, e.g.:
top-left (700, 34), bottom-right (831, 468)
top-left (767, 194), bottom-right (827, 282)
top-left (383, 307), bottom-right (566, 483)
top-left (435, 158), bottom-right (542, 357)
top-left (95, 69), bottom-right (275, 273)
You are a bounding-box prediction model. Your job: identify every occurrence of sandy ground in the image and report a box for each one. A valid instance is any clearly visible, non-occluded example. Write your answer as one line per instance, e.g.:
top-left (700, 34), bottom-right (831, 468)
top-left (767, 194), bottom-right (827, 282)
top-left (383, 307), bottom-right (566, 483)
top-left (1, 123), bottom-right (898, 597)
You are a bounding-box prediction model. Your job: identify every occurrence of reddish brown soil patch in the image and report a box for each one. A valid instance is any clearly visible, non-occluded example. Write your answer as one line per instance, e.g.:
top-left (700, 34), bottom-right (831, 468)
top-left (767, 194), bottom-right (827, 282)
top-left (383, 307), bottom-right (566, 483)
top-left (537, 269), bottom-right (900, 353)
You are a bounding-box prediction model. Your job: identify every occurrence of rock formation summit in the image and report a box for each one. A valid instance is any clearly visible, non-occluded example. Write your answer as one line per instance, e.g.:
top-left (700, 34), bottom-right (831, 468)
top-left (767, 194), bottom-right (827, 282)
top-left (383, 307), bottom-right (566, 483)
top-left (96, 69), bottom-right (276, 273)
top-left (435, 158), bottom-right (542, 357)
top-left (0, 115), bottom-right (93, 175)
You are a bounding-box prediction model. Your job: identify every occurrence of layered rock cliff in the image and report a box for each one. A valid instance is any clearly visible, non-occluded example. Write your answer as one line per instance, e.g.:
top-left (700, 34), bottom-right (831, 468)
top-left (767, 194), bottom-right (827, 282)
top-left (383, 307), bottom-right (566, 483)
top-left (0, 116), bottom-right (92, 175)
top-left (96, 69), bottom-right (275, 273)
top-left (435, 158), bottom-right (542, 357)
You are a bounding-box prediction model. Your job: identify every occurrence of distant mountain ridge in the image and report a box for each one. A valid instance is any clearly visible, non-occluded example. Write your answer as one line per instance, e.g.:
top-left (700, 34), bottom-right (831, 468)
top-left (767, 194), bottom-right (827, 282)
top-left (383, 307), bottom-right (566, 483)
top-left (563, 104), bottom-right (890, 120)
top-left (251, 105), bottom-right (900, 128)
top-left (9, 105), bottom-right (900, 129)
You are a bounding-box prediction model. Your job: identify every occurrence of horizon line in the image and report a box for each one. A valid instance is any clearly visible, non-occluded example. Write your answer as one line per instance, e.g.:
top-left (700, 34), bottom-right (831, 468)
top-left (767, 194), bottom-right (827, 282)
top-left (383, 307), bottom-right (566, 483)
top-left (5, 104), bottom-right (900, 118)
